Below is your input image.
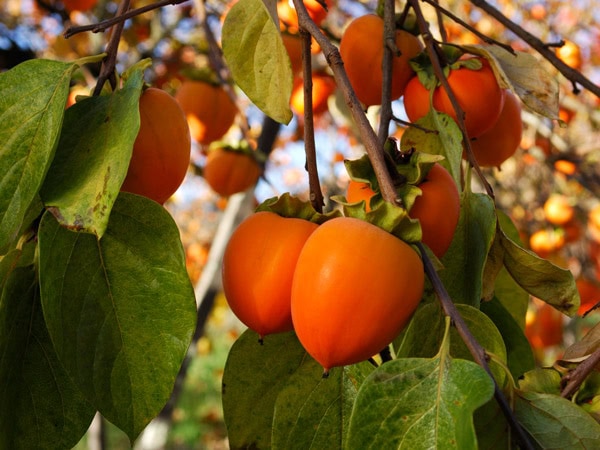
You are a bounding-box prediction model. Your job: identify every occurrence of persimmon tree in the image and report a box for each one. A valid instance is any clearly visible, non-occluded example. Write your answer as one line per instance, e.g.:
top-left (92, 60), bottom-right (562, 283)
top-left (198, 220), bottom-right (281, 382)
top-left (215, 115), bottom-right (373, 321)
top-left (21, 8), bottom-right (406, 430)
top-left (1, 0), bottom-right (600, 449)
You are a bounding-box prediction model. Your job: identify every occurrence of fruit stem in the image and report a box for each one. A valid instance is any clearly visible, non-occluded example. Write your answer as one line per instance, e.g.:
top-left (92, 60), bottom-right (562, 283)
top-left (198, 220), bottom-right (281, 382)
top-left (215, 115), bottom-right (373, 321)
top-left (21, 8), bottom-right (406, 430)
top-left (417, 241), bottom-right (535, 450)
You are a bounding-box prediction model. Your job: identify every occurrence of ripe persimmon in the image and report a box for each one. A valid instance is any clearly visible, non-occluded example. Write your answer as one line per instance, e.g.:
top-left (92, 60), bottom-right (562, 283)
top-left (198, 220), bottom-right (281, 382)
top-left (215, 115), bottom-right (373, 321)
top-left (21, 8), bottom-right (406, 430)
top-left (576, 278), bottom-right (600, 315)
top-left (556, 40), bottom-right (583, 71)
top-left (121, 87), bottom-right (191, 204)
top-left (468, 90), bottom-right (522, 167)
top-left (345, 163), bottom-right (460, 258)
top-left (282, 32), bottom-right (303, 74)
top-left (339, 14), bottom-right (423, 107)
top-left (588, 204), bottom-right (600, 243)
top-left (291, 217), bottom-right (424, 372)
top-left (222, 212), bottom-right (319, 338)
top-left (409, 163), bottom-right (460, 258)
top-left (529, 229), bottom-right (565, 258)
top-left (404, 58), bottom-right (504, 138)
top-left (290, 72), bottom-right (336, 117)
top-left (175, 80), bottom-right (237, 145)
top-left (543, 194), bottom-right (575, 226)
top-left (525, 298), bottom-right (564, 350)
top-left (203, 147), bottom-right (262, 197)
top-left (62, 0), bottom-right (97, 12)
top-left (277, 0), bottom-right (332, 29)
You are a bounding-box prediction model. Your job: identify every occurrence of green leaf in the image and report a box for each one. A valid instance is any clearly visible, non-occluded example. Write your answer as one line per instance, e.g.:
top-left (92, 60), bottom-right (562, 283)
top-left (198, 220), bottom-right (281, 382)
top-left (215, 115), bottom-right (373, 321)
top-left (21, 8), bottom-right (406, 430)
top-left (515, 391), bottom-right (600, 449)
top-left (222, 330), bottom-right (308, 449)
top-left (439, 190), bottom-right (497, 308)
top-left (346, 352), bottom-right (494, 448)
top-left (37, 193), bottom-right (196, 442)
top-left (222, 0), bottom-right (293, 124)
top-left (396, 303), bottom-right (507, 386)
top-left (272, 360), bottom-right (373, 449)
top-left (518, 368), bottom-right (562, 395)
top-left (474, 400), bottom-right (510, 450)
top-left (480, 298), bottom-right (534, 381)
top-left (0, 260), bottom-right (95, 450)
top-left (498, 226), bottom-right (579, 316)
top-left (0, 59), bottom-right (78, 253)
top-left (40, 69), bottom-right (143, 238)
top-left (400, 110), bottom-right (463, 188)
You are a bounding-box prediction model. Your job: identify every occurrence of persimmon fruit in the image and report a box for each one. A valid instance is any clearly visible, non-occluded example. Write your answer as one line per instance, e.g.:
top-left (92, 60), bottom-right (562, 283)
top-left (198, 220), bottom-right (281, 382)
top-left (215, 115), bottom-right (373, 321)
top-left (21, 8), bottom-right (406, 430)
top-left (404, 58), bottom-right (505, 138)
top-left (282, 33), bottom-right (303, 74)
top-left (529, 229), bottom-right (565, 258)
top-left (576, 278), bottom-right (600, 315)
top-left (203, 147), bottom-right (262, 197)
top-left (277, 0), bottom-right (332, 29)
top-left (175, 80), bottom-right (237, 145)
top-left (543, 194), bottom-right (575, 226)
top-left (121, 87), bottom-right (191, 204)
top-left (525, 298), bottom-right (564, 350)
top-left (222, 212), bottom-right (319, 338)
top-left (339, 14), bottom-right (423, 107)
top-left (468, 90), bottom-right (522, 167)
top-left (291, 217), bottom-right (424, 372)
top-left (290, 72), bottom-right (336, 117)
top-left (556, 40), bottom-right (583, 71)
top-left (345, 163), bottom-right (460, 258)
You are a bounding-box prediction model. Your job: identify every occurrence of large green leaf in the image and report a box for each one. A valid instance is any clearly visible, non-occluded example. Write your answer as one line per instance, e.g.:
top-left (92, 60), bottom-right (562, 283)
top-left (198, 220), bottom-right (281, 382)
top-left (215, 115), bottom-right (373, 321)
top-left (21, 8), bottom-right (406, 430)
top-left (396, 303), bottom-right (507, 386)
top-left (498, 225), bottom-right (579, 316)
top-left (0, 59), bottom-right (76, 252)
top-left (272, 359), bottom-right (372, 449)
top-left (222, 0), bottom-right (293, 124)
top-left (515, 391), bottom-right (600, 449)
top-left (0, 257), bottom-right (95, 450)
top-left (37, 193), bottom-right (196, 442)
top-left (439, 190), bottom-right (497, 308)
top-left (222, 330), bottom-right (308, 449)
top-left (40, 68), bottom-right (143, 238)
top-left (346, 340), bottom-right (494, 448)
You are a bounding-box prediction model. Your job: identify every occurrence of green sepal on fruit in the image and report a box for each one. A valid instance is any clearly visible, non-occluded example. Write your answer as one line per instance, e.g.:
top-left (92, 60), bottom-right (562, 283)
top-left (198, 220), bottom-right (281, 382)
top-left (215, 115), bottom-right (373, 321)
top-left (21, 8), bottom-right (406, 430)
top-left (334, 144), bottom-right (446, 245)
top-left (256, 192), bottom-right (341, 224)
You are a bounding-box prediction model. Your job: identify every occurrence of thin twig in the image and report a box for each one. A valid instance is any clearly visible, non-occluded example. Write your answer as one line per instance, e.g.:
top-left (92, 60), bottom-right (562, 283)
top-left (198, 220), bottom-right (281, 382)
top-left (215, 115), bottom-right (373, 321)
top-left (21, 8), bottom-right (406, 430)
top-left (418, 242), bottom-right (535, 450)
top-left (408, 0), bottom-right (494, 198)
top-left (561, 347), bottom-right (600, 399)
top-left (64, 0), bottom-right (189, 38)
top-left (92, 0), bottom-right (131, 96)
top-left (422, 0), bottom-right (514, 53)
top-left (299, 27), bottom-right (324, 213)
top-left (469, 0), bottom-right (600, 98)
top-left (377, 0), bottom-right (396, 146)
top-left (292, 0), bottom-right (399, 205)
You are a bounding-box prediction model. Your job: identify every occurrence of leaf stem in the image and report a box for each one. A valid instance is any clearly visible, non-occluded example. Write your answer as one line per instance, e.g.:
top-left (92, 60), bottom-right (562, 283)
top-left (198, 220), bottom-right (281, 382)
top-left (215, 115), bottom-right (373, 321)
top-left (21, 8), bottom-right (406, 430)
top-left (417, 241), bottom-right (535, 450)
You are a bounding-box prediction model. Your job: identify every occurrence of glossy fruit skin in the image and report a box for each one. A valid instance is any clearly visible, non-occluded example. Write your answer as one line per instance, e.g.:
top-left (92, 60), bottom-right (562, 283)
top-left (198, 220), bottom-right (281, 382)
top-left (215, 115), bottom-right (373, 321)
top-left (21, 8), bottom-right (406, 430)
top-left (469, 90), bottom-right (522, 167)
top-left (410, 164), bottom-right (460, 258)
top-left (222, 212), bottom-right (319, 337)
top-left (403, 75), bottom-right (440, 123)
top-left (291, 217), bottom-right (424, 371)
top-left (339, 14), bottom-right (423, 107)
top-left (121, 88), bottom-right (191, 204)
top-left (277, 0), bottom-right (331, 29)
top-left (576, 278), bottom-right (600, 315)
top-left (175, 80), bottom-right (237, 145)
top-left (203, 148), bottom-right (262, 197)
top-left (282, 33), bottom-right (303, 74)
top-left (290, 72), bottom-right (336, 117)
top-left (63, 0), bottom-right (97, 12)
top-left (345, 164), bottom-right (459, 258)
top-left (405, 58), bottom-right (504, 138)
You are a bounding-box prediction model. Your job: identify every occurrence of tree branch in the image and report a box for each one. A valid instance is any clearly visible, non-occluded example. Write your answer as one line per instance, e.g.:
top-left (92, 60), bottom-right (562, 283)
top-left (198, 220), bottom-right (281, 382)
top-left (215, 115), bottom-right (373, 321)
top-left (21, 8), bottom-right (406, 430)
top-left (418, 242), bottom-right (535, 450)
top-left (92, 0), bottom-right (132, 96)
top-left (292, 0), bottom-right (399, 205)
top-left (561, 347), bottom-right (600, 399)
top-left (469, 0), bottom-right (600, 98)
top-left (377, 0), bottom-right (396, 146)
